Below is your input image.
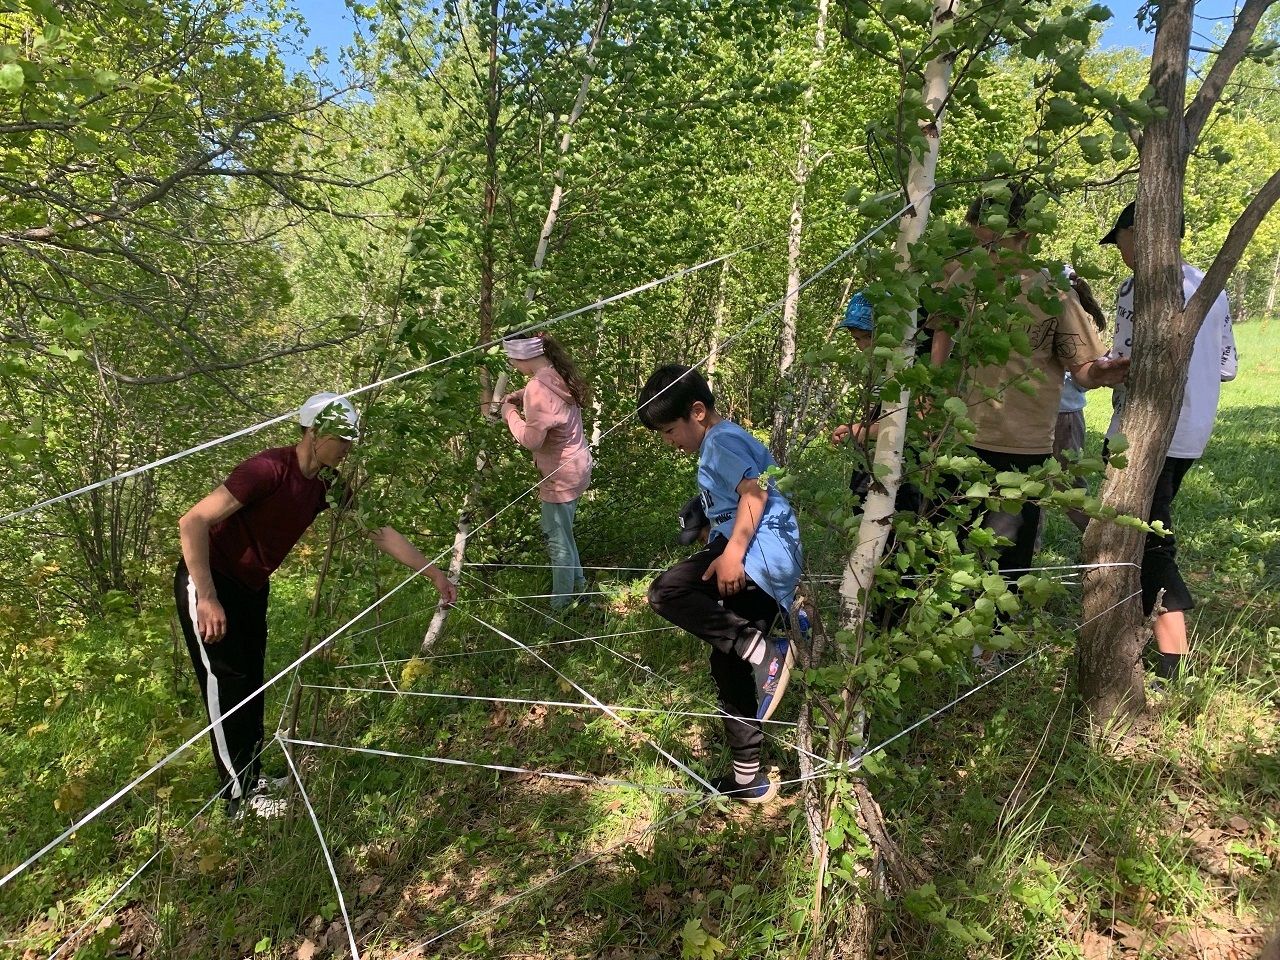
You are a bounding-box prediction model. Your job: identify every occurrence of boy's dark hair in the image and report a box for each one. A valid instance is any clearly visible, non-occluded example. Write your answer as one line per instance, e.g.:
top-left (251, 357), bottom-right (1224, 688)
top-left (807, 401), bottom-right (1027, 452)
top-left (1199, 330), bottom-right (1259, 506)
top-left (966, 183), bottom-right (1032, 231)
top-left (637, 364), bottom-right (715, 429)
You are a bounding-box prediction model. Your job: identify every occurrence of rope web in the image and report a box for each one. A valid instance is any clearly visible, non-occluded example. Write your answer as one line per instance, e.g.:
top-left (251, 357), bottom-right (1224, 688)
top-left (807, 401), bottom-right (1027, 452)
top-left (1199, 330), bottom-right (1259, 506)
top-left (2, 192), bottom-right (1143, 960)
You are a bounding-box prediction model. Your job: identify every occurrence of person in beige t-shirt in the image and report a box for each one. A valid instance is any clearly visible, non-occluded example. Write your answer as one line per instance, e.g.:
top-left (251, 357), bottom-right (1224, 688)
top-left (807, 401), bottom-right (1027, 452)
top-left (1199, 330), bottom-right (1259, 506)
top-left (931, 186), bottom-right (1129, 576)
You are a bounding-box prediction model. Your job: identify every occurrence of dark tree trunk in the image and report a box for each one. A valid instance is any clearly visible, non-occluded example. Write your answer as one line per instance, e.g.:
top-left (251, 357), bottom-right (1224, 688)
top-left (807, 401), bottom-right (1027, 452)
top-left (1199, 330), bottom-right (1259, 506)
top-left (1078, 0), bottom-right (1280, 724)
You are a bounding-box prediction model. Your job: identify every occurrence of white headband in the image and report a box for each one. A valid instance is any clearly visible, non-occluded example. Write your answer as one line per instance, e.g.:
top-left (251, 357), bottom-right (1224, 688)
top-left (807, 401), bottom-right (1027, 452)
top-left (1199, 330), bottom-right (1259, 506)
top-left (503, 337), bottom-right (545, 360)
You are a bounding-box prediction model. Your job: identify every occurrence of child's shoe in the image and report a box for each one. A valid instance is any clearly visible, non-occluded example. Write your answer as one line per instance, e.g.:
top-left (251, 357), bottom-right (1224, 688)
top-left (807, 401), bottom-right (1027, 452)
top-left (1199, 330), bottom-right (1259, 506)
top-left (709, 771), bottom-right (778, 804)
top-left (251, 773), bottom-right (290, 795)
top-left (234, 791), bottom-right (289, 821)
top-left (754, 635), bottom-right (794, 723)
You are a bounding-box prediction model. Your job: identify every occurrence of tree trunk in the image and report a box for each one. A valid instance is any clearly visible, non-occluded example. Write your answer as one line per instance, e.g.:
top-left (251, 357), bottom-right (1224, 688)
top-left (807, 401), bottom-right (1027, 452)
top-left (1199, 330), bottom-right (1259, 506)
top-left (478, 0), bottom-right (500, 368)
top-left (521, 0), bottom-right (612, 306)
top-left (1077, 0), bottom-right (1280, 725)
top-left (486, 0), bottom-right (611, 420)
top-left (1079, 0), bottom-right (1197, 725)
top-left (421, 489), bottom-right (473, 651)
top-left (707, 258), bottom-right (730, 392)
top-left (837, 1), bottom-right (955, 636)
top-left (804, 0), bottom-right (957, 947)
top-left (439, 1), bottom-right (613, 631)
top-left (590, 305), bottom-right (605, 446)
top-left (770, 0), bottom-right (829, 465)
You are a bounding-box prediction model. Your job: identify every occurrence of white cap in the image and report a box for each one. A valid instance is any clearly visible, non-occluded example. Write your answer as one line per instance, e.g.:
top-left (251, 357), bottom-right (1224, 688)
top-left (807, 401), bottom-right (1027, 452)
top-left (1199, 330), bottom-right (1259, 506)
top-left (298, 392), bottom-right (360, 439)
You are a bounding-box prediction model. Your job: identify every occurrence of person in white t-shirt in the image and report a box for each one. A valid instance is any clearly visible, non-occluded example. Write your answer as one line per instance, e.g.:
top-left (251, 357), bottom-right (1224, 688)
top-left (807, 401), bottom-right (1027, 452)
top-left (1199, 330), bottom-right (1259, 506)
top-left (1100, 202), bottom-right (1239, 682)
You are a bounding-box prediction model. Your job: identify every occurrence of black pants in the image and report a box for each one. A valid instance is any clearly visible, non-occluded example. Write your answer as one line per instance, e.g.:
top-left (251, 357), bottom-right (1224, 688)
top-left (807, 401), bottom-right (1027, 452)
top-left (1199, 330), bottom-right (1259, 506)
top-left (648, 537), bottom-right (782, 766)
top-left (971, 447), bottom-right (1051, 574)
top-left (1140, 455), bottom-right (1196, 615)
top-left (175, 562), bottom-right (270, 804)
top-left (1101, 444), bottom-right (1197, 616)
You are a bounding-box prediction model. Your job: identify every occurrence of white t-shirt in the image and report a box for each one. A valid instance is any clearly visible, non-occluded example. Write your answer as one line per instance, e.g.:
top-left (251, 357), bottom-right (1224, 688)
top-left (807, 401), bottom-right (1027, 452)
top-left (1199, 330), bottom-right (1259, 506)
top-left (1107, 262), bottom-right (1238, 459)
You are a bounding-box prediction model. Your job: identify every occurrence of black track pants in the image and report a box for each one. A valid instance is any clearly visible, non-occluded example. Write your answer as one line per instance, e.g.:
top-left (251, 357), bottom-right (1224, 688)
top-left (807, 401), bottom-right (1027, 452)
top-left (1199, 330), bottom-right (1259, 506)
top-left (174, 562), bottom-right (270, 803)
top-left (648, 538), bottom-right (782, 765)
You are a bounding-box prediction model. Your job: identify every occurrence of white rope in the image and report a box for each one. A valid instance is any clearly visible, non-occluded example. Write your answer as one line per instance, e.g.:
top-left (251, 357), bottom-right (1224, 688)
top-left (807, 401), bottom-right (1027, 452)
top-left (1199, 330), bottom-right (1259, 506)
top-left (449, 590), bottom-right (610, 605)
top-left (387, 767), bottom-right (840, 959)
top-left (387, 587), bottom-right (1146, 959)
top-left (464, 611), bottom-right (716, 792)
top-left (806, 560), bottom-right (1141, 584)
top-left (279, 736), bottom-right (361, 960)
top-left (0, 559), bottom-right (437, 890)
top-left (335, 626), bottom-right (677, 672)
top-left (989, 562), bottom-right (1141, 575)
top-left (463, 562), bottom-right (665, 573)
top-left (2, 202), bottom-right (880, 527)
top-left (46, 738), bottom-right (281, 959)
top-left (840, 588), bottom-right (1146, 766)
top-left (300, 683), bottom-right (801, 726)
top-left (452, 569), bottom-right (830, 766)
top-left (279, 736), bottom-right (700, 795)
top-left (4, 194), bottom-right (920, 890)
top-left (342, 612), bottom-right (418, 641)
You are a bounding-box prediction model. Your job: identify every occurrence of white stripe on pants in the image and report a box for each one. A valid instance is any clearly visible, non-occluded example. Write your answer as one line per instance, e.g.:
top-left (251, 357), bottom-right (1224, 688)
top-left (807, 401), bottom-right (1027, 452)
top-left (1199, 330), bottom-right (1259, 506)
top-left (186, 578), bottom-right (243, 799)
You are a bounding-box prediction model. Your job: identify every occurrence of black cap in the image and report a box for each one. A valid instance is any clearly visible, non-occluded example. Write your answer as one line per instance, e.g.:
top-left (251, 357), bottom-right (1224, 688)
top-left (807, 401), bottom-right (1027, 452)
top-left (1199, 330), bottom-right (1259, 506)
top-left (1100, 201), bottom-right (1185, 246)
top-left (677, 496), bottom-right (709, 545)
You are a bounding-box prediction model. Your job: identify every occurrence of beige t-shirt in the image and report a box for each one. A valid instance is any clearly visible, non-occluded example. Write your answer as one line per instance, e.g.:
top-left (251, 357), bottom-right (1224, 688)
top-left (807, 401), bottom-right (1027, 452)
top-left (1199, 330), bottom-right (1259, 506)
top-left (937, 268), bottom-right (1106, 455)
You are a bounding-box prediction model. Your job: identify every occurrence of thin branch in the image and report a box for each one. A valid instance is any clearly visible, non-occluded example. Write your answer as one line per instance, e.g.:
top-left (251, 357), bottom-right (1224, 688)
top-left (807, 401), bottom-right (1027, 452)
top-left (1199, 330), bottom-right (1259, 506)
top-left (1184, 0), bottom-right (1278, 148)
top-left (99, 328), bottom-right (374, 385)
top-left (1185, 166), bottom-right (1280, 325)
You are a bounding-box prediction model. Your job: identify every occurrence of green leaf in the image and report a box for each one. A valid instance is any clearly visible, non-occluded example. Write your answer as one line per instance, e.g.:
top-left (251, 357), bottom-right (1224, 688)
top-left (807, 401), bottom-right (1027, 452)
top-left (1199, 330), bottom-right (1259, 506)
top-left (0, 62), bottom-right (24, 94)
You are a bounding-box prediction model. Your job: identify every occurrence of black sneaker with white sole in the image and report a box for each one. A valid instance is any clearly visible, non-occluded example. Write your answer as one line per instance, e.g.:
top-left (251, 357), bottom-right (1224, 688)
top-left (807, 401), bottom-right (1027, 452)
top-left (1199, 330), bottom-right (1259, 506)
top-left (753, 635), bottom-right (794, 723)
top-left (709, 772), bottom-right (779, 804)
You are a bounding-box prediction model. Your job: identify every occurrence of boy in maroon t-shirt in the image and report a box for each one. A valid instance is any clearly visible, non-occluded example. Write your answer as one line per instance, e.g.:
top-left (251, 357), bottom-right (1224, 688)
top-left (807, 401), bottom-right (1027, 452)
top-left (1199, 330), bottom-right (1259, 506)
top-left (175, 392), bottom-right (456, 818)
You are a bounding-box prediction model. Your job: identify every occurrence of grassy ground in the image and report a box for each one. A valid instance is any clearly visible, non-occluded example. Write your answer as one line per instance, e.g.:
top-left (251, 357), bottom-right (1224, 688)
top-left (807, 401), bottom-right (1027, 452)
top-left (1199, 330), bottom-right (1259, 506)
top-left (870, 319), bottom-right (1280, 958)
top-left (1, 324), bottom-right (1277, 959)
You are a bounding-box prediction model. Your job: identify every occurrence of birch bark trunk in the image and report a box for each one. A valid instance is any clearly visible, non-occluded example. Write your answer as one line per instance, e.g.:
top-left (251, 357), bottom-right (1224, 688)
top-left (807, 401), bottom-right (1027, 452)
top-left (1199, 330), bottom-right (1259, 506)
top-left (837, 1), bottom-right (955, 638)
top-left (707, 259), bottom-right (730, 392)
top-left (802, 1), bottom-right (958, 944)
top-left (1265, 246), bottom-right (1280, 318)
top-left (770, 0), bottom-right (828, 465)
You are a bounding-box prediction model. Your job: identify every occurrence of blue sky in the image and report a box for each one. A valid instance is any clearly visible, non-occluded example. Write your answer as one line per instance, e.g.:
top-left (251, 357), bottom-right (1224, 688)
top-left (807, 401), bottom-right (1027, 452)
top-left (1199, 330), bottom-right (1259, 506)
top-left (281, 0), bottom-right (1243, 78)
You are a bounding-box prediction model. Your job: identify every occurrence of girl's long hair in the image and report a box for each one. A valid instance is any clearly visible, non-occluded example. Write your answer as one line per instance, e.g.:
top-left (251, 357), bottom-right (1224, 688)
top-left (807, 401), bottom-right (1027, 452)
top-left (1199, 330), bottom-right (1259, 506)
top-left (1069, 273), bottom-right (1108, 331)
top-left (539, 333), bottom-right (591, 408)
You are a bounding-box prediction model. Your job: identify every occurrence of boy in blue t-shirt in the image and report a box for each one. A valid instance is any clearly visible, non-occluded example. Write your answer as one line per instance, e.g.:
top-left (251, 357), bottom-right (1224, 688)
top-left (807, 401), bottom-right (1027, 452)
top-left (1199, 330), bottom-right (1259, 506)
top-left (638, 365), bottom-right (803, 802)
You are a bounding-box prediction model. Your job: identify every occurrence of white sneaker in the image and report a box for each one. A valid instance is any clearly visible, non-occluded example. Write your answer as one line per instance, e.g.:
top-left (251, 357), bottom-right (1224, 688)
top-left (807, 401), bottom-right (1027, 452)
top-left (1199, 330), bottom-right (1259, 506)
top-left (251, 774), bottom-right (290, 795)
top-left (235, 792), bottom-right (289, 821)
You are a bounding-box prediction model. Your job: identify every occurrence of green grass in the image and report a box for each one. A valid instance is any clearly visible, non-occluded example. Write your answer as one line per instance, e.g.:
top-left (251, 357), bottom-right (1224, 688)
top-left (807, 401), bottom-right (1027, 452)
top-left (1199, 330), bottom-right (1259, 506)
top-left (2, 324), bottom-right (1278, 959)
top-left (1, 559), bottom-right (819, 959)
top-left (868, 320), bottom-right (1280, 958)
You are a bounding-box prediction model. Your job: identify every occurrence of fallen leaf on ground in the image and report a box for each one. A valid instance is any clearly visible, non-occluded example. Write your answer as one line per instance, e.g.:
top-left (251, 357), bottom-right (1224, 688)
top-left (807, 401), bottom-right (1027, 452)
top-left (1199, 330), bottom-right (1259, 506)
top-left (1081, 930), bottom-right (1113, 960)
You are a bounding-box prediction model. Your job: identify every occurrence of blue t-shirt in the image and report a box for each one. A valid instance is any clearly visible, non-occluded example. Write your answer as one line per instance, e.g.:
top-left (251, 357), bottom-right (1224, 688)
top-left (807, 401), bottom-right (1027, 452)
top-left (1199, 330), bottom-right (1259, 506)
top-left (697, 420), bottom-right (804, 613)
top-left (1058, 372), bottom-right (1087, 414)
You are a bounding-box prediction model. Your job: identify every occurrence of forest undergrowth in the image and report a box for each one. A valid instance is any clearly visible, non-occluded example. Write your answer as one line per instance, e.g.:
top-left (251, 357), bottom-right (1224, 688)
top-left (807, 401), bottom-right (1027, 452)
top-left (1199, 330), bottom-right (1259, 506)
top-left (1, 329), bottom-right (1276, 960)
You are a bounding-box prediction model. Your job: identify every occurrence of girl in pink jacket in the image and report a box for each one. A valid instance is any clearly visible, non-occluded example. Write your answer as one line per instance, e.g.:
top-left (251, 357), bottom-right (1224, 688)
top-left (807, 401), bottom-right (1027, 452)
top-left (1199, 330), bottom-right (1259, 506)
top-left (499, 332), bottom-right (593, 609)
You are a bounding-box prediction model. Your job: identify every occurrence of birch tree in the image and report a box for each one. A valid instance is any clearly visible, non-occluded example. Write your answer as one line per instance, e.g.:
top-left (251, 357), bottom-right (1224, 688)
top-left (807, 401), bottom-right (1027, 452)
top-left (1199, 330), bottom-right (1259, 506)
top-left (770, 0), bottom-right (830, 464)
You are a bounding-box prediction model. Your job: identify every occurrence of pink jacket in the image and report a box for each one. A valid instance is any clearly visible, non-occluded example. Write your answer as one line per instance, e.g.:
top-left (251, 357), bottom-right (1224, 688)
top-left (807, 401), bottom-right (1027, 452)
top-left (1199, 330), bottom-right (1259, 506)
top-left (503, 366), bottom-right (593, 503)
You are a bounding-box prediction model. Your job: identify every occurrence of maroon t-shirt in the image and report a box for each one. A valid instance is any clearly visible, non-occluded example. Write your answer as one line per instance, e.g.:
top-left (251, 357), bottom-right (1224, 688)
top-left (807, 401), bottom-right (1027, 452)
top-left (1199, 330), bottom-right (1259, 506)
top-left (208, 446), bottom-right (331, 590)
